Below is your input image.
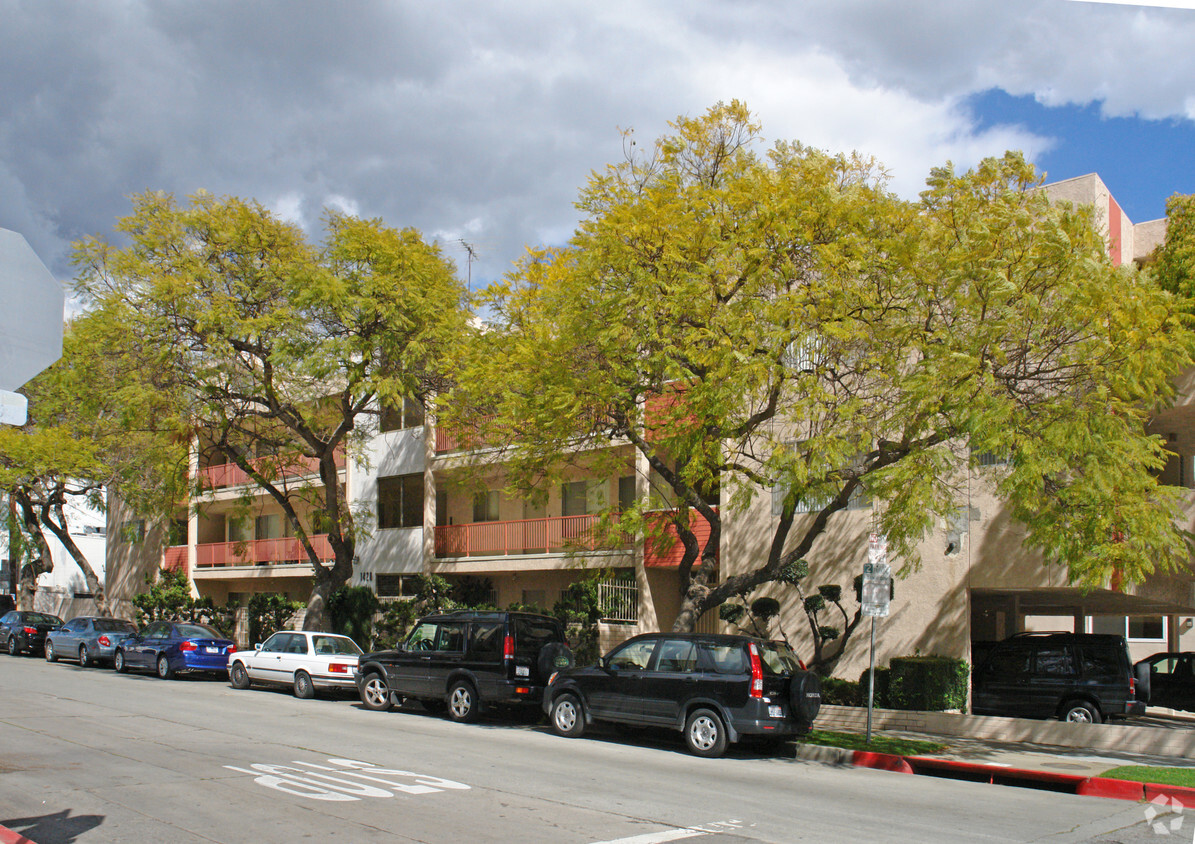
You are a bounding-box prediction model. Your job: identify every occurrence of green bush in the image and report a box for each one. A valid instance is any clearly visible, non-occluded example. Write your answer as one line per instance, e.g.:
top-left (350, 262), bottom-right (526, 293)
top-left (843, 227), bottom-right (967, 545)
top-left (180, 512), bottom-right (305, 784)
top-left (819, 677), bottom-right (861, 706)
top-left (858, 666), bottom-right (890, 708)
top-left (247, 592), bottom-right (303, 646)
top-left (886, 655), bottom-right (969, 711)
top-left (328, 586), bottom-right (381, 650)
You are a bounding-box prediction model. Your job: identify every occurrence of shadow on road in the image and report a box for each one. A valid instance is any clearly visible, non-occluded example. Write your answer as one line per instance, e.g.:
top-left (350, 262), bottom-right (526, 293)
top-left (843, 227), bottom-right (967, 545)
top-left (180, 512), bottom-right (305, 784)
top-left (3, 808), bottom-right (105, 843)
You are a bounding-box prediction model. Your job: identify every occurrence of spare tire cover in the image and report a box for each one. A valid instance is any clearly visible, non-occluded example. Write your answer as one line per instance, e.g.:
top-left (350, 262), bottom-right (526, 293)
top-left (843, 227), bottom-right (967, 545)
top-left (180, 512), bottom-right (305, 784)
top-left (537, 642), bottom-right (575, 680)
top-left (790, 672), bottom-right (822, 724)
top-left (1134, 661), bottom-right (1152, 705)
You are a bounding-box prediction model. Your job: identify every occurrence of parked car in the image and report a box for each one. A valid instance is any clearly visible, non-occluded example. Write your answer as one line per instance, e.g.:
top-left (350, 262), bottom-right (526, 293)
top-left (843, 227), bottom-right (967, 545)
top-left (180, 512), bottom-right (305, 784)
top-left (1, 611), bottom-right (65, 656)
top-left (45, 616), bottom-right (138, 667)
top-left (355, 610), bottom-right (572, 722)
top-left (113, 620), bottom-right (235, 679)
top-left (1135, 652), bottom-right (1195, 712)
top-left (544, 632), bottom-right (822, 758)
top-left (230, 631), bottom-right (363, 698)
top-left (971, 632), bottom-right (1148, 723)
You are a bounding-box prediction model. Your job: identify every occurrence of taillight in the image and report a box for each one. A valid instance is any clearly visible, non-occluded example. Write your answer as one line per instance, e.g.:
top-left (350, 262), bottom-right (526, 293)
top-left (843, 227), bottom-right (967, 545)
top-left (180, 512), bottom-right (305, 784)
top-left (329, 663), bottom-right (349, 674)
top-left (1129, 677), bottom-right (1137, 698)
top-left (98, 635), bottom-right (110, 647)
top-left (748, 643), bottom-right (764, 698)
top-left (503, 634), bottom-right (514, 660)
top-left (180, 641), bottom-right (197, 652)
top-left (227, 645), bottom-right (236, 654)
top-left (23, 627), bottom-right (36, 635)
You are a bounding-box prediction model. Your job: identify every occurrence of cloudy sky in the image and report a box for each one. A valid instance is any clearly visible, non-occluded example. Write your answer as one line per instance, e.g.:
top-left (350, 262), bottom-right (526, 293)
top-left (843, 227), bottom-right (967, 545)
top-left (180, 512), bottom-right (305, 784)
top-left (2, 0), bottom-right (1193, 292)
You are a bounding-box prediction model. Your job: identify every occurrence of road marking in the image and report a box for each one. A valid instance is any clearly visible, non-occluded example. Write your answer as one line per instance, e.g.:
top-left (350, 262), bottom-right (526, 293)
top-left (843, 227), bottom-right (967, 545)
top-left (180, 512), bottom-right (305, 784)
top-left (223, 757), bottom-right (470, 802)
top-left (591, 819), bottom-right (745, 844)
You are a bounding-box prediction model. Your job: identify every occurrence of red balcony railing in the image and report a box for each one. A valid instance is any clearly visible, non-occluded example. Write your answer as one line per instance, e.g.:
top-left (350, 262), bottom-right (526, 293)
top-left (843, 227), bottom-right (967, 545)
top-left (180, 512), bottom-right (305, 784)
top-left (195, 534), bottom-right (333, 568)
top-left (197, 450), bottom-right (346, 490)
top-left (435, 416), bottom-right (497, 454)
top-left (435, 514), bottom-right (627, 558)
top-left (644, 508), bottom-right (717, 568)
top-left (163, 545), bottom-right (187, 572)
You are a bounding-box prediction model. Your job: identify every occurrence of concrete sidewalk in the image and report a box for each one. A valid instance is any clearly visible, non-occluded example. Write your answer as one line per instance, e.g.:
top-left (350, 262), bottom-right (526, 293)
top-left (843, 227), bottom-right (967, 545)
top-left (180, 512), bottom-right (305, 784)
top-left (803, 704), bottom-right (1195, 803)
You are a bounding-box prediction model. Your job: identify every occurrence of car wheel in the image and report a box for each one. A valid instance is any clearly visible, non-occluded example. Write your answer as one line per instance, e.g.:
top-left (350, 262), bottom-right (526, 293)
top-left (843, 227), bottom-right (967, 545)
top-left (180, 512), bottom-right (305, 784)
top-left (293, 671), bottom-right (315, 699)
top-left (229, 662), bottom-right (251, 690)
top-left (114, 649), bottom-right (127, 673)
top-left (78, 645), bottom-right (90, 669)
top-left (550, 693), bottom-right (586, 738)
top-left (1062, 700), bottom-right (1101, 724)
top-left (44, 640), bottom-right (57, 662)
top-left (685, 708), bottom-right (729, 758)
top-left (8, 636), bottom-right (20, 656)
top-left (360, 672), bottom-right (393, 711)
top-left (156, 654), bottom-right (175, 680)
top-left (447, 680), bottom-right (480, 723)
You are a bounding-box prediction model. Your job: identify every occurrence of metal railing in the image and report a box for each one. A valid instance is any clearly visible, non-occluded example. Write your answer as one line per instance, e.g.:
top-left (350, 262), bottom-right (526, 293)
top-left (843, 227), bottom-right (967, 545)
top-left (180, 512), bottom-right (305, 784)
top-left (598, 580), bottom-right (638, 624)
top-left (194, 534), bottom-right (333, 568)
top-left (434, 514), bottom-right (628, 558)
top-left (197, 450), bottom-right (346, 490)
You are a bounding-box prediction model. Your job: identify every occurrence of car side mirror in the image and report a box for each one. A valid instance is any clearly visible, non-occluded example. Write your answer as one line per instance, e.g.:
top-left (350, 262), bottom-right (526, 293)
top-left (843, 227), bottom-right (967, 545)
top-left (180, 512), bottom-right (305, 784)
top-left (253, 643), bottom-right (262, 651)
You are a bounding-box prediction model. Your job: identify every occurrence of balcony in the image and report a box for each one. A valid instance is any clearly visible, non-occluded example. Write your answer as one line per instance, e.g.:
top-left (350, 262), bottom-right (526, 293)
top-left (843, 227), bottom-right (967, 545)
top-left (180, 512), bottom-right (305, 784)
top-left (195, 534), bottom-right (334, 568)
top-left (197, 450), bottom-right (346, 491)
top-left (435, 514), bottom-right (627, 558)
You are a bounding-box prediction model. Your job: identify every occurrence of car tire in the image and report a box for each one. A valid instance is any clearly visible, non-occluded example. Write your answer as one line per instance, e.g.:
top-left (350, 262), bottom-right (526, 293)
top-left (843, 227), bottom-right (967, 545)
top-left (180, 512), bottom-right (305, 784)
top-left (447, 680), bottom-right (480, 723)
top-left (156, 653), bottom-right (175, 680)
top-left (294, 671), bottom-right (315, 699)
top-left (550, 693), bottom-right (586, 738)
top-left (45, 640), bottom-right (57, 662)
top-left (685, 708), bottom-right (729, 758)
top-left (537, 642), bottom-right (575, 680)
top-left (78, 645), bottom-right (90, 669)
top-left (229, 662), bottom-right (251, 690)
top-left (114, 649), bottom-right (127, 673)
top-left (8, 636), bottom-right (20, 656)
top-left (789, 672), bottom-right (822, 724)
top-left (359, 672), bottom-right (393, 712)
top-left (1062, 700), bottom-right (1101, 724)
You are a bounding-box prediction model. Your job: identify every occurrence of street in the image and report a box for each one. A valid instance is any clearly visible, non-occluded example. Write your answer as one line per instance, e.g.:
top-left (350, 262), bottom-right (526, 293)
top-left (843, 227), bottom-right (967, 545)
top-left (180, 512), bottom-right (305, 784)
top-left (0, 656), bottom-right (1173, 843)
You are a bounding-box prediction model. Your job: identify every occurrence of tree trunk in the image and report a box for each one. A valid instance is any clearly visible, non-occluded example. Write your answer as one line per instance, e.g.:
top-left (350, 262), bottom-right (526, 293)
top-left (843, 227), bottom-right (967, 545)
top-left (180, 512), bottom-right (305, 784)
top-left (304, 571), bottom-right (334, 631)
top-left (40, 498), bottom-right (106, 613)
top-left (13, 489), bottom-right (52, 611)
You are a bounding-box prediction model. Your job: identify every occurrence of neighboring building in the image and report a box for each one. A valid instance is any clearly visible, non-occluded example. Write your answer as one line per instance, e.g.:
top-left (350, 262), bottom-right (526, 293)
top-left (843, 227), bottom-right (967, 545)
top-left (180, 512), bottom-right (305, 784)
top-left (107, 174), bottom-right (1195, 676)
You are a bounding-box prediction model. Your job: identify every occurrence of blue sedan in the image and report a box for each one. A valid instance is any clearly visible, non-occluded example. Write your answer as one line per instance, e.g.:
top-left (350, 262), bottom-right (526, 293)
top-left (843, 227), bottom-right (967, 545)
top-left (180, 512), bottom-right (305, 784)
top-left (113, 620), bottom-right (236, 679)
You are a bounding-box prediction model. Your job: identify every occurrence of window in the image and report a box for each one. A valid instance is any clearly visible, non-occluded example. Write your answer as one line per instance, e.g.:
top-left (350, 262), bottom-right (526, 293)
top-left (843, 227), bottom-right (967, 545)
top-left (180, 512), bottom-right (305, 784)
top-left (975, 451), bottom-right (1012, 467)
top-left (699, 641), bottom-right (749, 675)
top-left (380, 396), bottom-right (426, 432)
top-left (406, 622), bottom-right (438, 650)
top-left (376, 573), bottom-right (420, 598)
top-left (435, 621), bottom-right (466, 652)
top-left (1034, 646), bottom-right (1075, 676)
top-left (286, 635), bottom-right (308, 655)
top-left (607, 639), bottom-right (656, 671)
top-left (261, 633), bottom-right (288, 653)
top-left (1129, 616), bottom-right (1165, 641)
top-left (473, 489), bottom-right (500, 522)
top-left (469, 622), bottom-right (503, 659)
top-left (256, 513), bottom-right (285, 540)
top-left (513, 617), bottom-right (561, 657)
top-left (118, 519), bottom-right (146, 543)
top-left (562, 480), bottom-right (606, 517)
top-left (655, 639), bottom-right (697, 673)
top-left (378, 474), bottom-right (424, 529)
top-left (618, 476), bottom-right (636, 511)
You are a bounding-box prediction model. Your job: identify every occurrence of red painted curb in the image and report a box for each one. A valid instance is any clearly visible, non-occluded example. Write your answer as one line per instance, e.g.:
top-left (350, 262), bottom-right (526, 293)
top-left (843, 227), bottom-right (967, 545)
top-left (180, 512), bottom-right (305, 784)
top-left (1145, 783), bottom-right (1195, 804)
top-left (850, 750), bottom-right (913, 773)
top-left (0, 825), bottom-right (35, 844)
top-left (1076, 777), bottom-right (1146, 801)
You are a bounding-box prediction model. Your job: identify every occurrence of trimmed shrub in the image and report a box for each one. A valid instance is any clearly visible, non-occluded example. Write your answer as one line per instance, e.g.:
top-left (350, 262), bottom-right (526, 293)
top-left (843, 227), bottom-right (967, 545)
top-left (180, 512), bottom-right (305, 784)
top-left (886, 655), bottom-right (969, 711)
top-left (328, 586), bottom-right (381, 650)
top-left (820, 677), bottom-right (861, 706)
top-left (858, 666), bottom-right (890, 708)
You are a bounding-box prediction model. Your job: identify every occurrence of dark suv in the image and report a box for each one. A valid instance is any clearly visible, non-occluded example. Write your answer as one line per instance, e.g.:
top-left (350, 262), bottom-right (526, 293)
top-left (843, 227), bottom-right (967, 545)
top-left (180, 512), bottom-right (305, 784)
top-left (544, 632), bottom-right (822, 757)
top-left (355, 610), bottom-right (571, 722)
top-left (971, 632), bottom-right (1147, 723)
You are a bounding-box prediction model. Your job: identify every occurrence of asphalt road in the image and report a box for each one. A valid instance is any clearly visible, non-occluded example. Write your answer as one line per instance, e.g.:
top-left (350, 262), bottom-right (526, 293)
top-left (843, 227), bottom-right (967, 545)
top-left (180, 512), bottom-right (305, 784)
top-left (0, 654), bottom-right (1176, 843)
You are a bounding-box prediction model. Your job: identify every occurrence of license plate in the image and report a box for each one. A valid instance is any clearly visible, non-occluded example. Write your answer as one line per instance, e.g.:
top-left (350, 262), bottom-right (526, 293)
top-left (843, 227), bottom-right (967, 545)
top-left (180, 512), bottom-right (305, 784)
top-left (768, 705), bottom-right (784, 718)
top-left (516, 666), bottom-right (530, 677)
top-left (205, 647), bottom-right (218, 654)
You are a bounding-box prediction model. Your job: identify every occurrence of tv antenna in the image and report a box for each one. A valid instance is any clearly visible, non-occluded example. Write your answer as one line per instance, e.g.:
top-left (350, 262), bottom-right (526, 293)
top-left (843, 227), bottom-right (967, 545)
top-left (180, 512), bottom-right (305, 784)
top-left (459, 240), bottom-right (478, 288)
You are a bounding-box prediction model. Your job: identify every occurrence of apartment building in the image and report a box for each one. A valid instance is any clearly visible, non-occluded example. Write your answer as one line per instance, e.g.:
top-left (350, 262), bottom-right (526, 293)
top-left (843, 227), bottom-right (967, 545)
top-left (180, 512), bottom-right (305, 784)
top-left (107, 173), bottom-right (1195, 676)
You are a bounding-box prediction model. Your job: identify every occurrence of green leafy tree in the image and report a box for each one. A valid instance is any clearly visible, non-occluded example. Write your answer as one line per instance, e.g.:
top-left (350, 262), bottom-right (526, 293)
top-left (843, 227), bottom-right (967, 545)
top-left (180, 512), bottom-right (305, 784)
top-left (73, 192), bottom-right (468, 629)
top-left (1155, 193), bottom-right (1195, 301)
top-left (448, 102), bottom-right (1194, 632)
top-left (247, 592), bottom-right (304, 646)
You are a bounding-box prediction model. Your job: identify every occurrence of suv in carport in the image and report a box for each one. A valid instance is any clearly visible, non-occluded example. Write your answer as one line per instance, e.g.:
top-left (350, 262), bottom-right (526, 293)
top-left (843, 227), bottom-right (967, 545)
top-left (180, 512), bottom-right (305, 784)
top-left (355, 610), bottom-right (571, 722)
top-left (971, 632), bottom-right (1147, 723)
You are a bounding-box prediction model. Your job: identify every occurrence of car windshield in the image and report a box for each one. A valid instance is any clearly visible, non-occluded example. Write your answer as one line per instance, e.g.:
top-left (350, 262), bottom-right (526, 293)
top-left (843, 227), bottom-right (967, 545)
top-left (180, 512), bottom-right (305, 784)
top-left (758, 641), bottom-right (802, 675)
top-left (175, 623), bottom-right (222, 639)
top-left (312, 635), bottom-right (362, 656)
top-left (94, 619), bottom-right (137, 633)
top-left (27, 613), bottom-right (63, 626)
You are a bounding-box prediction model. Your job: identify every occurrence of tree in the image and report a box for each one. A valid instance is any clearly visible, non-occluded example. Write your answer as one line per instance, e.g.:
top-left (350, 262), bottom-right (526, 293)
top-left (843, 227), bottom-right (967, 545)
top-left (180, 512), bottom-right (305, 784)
top-left (0, 309), bottom-right (187, 610)
top-left (448, 102), bottom-right (1194, 633)
top-left (1155, 193), bottom-right (1195, 301)
top-left (73, 192), bottom-right (468, 629)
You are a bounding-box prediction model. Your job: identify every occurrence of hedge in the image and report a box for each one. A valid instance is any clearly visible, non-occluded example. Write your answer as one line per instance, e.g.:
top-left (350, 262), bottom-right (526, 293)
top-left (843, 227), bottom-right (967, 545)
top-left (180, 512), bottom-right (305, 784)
top-left (885, 655), bottom-right (969, 711)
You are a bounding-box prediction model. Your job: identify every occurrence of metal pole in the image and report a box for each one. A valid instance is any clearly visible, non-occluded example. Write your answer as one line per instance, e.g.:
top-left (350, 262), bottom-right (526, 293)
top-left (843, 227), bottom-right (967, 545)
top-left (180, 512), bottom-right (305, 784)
top-left (866, 615), bottom-right (876, 744)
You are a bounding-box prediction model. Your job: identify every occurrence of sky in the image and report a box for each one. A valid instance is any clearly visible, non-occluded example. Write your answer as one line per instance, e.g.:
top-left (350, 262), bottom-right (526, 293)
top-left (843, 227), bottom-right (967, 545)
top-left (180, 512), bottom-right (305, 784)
top-left (2, 0), bottom-right (1193, 294)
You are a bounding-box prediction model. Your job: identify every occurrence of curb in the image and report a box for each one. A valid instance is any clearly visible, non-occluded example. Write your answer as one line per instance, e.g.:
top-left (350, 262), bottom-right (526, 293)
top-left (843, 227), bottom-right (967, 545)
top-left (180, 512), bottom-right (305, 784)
top-left (792, 743), bottom-right (1195, 804)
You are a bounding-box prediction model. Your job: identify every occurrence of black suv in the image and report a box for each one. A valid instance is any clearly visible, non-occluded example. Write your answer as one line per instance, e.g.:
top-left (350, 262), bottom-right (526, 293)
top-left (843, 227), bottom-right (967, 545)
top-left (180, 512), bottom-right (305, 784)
top-left (971, 632), bottom-right (1147, 723)
top-left (355, 610), bottom-right (571, 722)
top-left (544, 632), bottom-right (822, 757)
top-left (2, 610), bottom-right (65, 656)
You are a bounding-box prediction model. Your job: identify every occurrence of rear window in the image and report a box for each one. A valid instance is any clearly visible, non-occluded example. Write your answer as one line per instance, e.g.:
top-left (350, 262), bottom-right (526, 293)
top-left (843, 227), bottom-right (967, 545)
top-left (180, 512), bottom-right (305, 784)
top-left (28, 613), bottom-right (63, 626)
top-left (94, 620), bottom-right (137, 634)
top-left (758, 642), bottom-right (802, 675)
top-left (176, 623), bottom-right (222, 639)
top-left (512, 617), bottom-right (561, 657)
top-left (312, 635), bottom-right (362, 656)
top-left (699, 642), bottom-right (749, 675)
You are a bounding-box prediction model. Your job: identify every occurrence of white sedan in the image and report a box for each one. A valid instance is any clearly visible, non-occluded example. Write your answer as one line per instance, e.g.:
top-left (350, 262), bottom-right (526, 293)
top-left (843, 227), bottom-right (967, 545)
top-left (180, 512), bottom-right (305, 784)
top-left (229, 630), bottom-right (362, 698)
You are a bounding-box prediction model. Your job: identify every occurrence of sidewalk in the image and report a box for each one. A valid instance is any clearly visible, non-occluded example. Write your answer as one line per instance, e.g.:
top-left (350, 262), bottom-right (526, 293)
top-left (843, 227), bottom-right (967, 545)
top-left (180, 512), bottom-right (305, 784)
top-left (800, 704), bottom-right (1195, 803)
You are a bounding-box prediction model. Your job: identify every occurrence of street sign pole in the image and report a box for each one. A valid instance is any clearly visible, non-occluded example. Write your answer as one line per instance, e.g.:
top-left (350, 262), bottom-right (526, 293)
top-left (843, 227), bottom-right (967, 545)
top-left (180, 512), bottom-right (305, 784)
top-left (862, 533), bottom-right (891, 745)
top-left (866, 615), bottom-right (877, 743)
